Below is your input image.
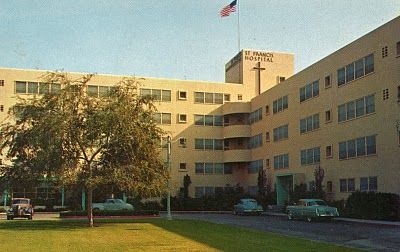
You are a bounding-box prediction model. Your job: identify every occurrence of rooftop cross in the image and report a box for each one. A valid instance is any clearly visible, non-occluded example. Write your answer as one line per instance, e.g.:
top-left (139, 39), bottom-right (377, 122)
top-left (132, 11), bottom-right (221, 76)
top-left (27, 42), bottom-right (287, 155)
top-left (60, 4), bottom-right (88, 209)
top-left (253, 62), bottom-right (266, 95)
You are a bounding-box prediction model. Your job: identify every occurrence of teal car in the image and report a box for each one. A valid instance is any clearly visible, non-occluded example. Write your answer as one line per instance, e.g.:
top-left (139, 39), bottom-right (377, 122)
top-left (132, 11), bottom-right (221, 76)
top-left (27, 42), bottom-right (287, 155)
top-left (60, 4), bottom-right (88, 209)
top-left (233, 198), bottom-right (263, 215)
top-left (286, 199), bottom-right (339, 222)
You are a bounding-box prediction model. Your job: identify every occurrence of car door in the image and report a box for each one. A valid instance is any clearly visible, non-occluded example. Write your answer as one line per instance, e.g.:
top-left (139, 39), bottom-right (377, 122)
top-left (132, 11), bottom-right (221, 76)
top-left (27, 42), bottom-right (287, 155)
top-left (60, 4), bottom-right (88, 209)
top-left (104, 199), bottom-right (115, 210)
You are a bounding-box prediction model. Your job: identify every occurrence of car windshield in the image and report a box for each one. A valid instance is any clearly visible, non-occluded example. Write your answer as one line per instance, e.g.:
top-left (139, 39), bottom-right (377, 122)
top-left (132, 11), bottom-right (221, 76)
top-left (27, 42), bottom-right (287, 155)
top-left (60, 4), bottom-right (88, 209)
top-left (310, 200), bottom-right (327, 206)
top-left (12, 199), bottom-right (29, 204)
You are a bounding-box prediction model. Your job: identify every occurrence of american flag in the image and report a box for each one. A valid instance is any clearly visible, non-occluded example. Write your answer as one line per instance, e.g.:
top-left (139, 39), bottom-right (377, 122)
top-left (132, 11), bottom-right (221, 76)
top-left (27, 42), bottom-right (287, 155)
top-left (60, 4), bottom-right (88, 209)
top-left (220, 0), bottom-right (237, 17)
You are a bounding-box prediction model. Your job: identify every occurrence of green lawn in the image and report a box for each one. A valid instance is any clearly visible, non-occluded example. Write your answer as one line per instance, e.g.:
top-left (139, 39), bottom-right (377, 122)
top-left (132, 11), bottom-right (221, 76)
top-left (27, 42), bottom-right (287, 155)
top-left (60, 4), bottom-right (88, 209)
top-left (0, 218), bottom-right (359, 251)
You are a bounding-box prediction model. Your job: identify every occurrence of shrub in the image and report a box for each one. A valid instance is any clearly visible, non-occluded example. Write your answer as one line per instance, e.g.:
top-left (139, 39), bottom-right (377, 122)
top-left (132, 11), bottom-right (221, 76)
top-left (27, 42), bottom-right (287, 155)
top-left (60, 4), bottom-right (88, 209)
top-left (346, 191), bottom-right (400, 221)
top-left (59, 209), bottom-right (159, 217)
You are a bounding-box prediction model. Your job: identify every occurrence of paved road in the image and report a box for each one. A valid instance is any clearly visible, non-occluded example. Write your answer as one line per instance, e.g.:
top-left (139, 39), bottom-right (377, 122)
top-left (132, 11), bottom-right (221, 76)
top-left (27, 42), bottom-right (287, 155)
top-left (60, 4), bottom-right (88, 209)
top-left (169, 213), bottom-right (400, 252)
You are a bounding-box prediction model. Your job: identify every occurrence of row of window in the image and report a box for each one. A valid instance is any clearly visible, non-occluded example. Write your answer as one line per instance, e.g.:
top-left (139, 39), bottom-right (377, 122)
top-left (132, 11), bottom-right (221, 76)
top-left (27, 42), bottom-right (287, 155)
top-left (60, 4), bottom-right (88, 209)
top-left (300, 147), bottom-right (320, 166)
top-left (299, 114), bottom-right (320, 134)
top-left (272, 95), bottom-right (288, 114)
top-left (249, 134), bottom-right (262, 149)
top-left (337, 54), bottom-right (374, 86)
top-left (338, 94), bottom-right (375, 122)
top-left (140, 88), bottom-right (171, 102)
top-left (299, 80), bottom-right (319, 102)
top-left (248, 160), bottom-right (263, 174)
top-left (273, 124), bottom-right (288, 142)
top-left (15, 81), bottom-right (61, 94)
top-left (195, 92), bottom-right (228, 104)
top-left (339, 135), bottom-right (376, 160)
top-left (249, 108), bottom-right (262, 124)
top-left (87, 85), bottom-right (113, 98)
top-left (274, 153), bottom-right (289, 169)
top-left (340, 176), bottom-right (377, 192)
top-left (194, 114), bottom-right (223, 126)
top-left (194, 139), bottom-right (223, 150)
top-left (195, 162), bottom-right (232, 175)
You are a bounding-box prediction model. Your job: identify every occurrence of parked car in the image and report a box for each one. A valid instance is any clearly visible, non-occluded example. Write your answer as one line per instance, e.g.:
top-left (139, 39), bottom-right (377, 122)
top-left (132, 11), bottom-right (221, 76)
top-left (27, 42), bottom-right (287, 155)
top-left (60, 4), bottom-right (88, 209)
top-left (92, 199), bottom-right (134, 211)
top-left (286, 199), bottom-right (339, 222)
top-left (7, 198), bottom-right (34, 220)
top-left (233, 198), bottom-right (263, 215)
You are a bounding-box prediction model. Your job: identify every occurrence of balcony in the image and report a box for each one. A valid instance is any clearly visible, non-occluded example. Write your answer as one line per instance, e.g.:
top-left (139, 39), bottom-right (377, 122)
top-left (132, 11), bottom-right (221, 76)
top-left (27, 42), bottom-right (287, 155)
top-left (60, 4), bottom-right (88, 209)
top-left (223, 149), bottom-right (251, 162)
top-left (223, 124), bottom-right (251, 138)
top-left (222, 102), bottom-right (251, 115)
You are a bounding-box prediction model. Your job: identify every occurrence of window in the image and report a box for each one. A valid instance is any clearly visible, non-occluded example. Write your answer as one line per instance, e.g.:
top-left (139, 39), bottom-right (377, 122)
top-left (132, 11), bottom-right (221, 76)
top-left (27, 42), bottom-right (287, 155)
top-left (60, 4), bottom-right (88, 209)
top-left (326, 145), bottom-right (333, 158)
top-left (237, 94), bottom-right (243, 100)
top-left (327, 181), bottom-right (333, 193)
top-left (205, 163), bottom-right (213, 174)
top-left (195, 187), bottom-right (204, 198)
top-left (337, 54), bottom-right (374, 86)
top-left (178, 114), bottom-right (187, 123)
top-left (265, 105), bottom-right (270, 115)
top-left (140, 88), bottom-right (171, 102)
top-left (153, 113), bottom-right (171, 125)
top-left (381, 46), bottom-right (388, 58)
top-left (397, 41), bottom-right (400, 56)
top-left (273, 124), bottom-right (288, 141)
top-left (249, 134), bottom-right (263, 149)
top-left (398, 86), bottom-right (400, 102)
top-left (194, 114), bottom-right (223, 126)
top-left (178, 91), bottom-right (187, 100)
top-left (194, 92), bottom-right (225, 104)
top-left (224, 94), bottom-right (230, 102)
top-left (383, 89), bottom-right (389, 100)
top-left (300, 114), bottom-right (319, 134)
top-left (248, 160), bottom-right (263, 174)
top-left (179, 137), bottom-right (187, 147)
top-left (325, 110), bottom-right (331, 122)
top-left (266, 132), bottom-right (270, 142)
top-left (300, 147), bottom-right (320, 165)
top-left (274, 154), bottom-right (289, 169)
top-left (266, 159), bottom-right (270, 168)
top-left (195, 139), bottom-right (224, 150)
top-left (249, 108), bottom-right (262, 124)
top-left (179, 163), bottom-right (187, 170)
top-left (340, 179), bottom-right (347, 192)
top-left (0, 80), bottom-right (4, 86)
top-left (365, 54), bottom-right (374, 74)
top-left (224, 163), bottom-right (233, 174)
top-left (325, 75), bottom-right (331, 88)
top-left (299, 80), bottom-right (319, 102)
top-left (347, 179), bottom-right (355, 192)
top-left (360, 177), bottom-right (377, 192)
top-left (195, 163), bottom-right (204, 174)
top-left (338, 94), bottom-right (375, 122)
top-left (0, 105), bottom-right (4, 112)
top-left (339, 135), bottom-right (376, 160)
top-left (273, 95), bottom-right (288, 114)
top-left (204, 187), bottom-right (215, 196)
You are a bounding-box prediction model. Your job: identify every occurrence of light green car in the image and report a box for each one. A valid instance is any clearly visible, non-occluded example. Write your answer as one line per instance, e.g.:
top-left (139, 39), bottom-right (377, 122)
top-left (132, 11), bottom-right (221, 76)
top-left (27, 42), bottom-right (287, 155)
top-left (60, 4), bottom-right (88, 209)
top-left (286, 199), bottom-right (339, 222)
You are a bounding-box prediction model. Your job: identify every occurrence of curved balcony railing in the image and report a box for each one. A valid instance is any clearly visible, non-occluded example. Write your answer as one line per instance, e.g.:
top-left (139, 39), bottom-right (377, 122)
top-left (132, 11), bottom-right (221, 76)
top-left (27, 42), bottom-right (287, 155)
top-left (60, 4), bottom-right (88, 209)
top-left (222, 124), bottom-right (251, 138)
top-left (222, 102), bottom-right (251, 115)
top-left (223, 149), bottom-right (251, 162)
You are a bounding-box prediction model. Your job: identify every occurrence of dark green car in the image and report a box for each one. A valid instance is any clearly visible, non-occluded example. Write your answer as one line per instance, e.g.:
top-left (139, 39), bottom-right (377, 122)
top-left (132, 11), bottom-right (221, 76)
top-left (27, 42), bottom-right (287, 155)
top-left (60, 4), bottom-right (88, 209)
top-left (286, 199), bottom-right (339, 222)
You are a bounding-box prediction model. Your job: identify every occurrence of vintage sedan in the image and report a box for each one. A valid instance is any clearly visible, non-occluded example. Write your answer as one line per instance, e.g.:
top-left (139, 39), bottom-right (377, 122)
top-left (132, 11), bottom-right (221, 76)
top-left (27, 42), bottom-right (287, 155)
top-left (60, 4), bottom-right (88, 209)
top-left (286, 199), bottom-right (339, 222)
top-left (92, 199), bottom-right (134, 211)
top-left (7, 198), bottom-right (34, 220)
top-left (233, 198), bottom-right (263, 215)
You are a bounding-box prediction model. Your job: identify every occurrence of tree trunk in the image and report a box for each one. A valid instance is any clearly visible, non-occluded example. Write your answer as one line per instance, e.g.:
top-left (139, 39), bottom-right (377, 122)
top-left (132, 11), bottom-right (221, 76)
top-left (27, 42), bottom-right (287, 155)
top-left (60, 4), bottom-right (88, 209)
top-left (87, 188), bottom-right (94, 227)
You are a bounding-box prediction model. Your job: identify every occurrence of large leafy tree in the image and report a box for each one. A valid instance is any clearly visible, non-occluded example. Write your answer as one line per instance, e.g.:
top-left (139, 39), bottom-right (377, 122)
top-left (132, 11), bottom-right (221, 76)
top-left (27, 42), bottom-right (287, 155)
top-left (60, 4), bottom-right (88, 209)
top-left (0, 73), bottom-right (168, 226)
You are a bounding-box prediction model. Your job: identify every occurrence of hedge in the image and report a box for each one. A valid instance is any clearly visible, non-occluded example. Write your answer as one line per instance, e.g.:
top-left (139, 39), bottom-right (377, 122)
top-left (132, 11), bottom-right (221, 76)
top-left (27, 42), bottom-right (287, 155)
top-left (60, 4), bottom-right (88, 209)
top-left (346, 191), bottom-right (400, 221)
top-left (59, 209), bottom-right (159, 217)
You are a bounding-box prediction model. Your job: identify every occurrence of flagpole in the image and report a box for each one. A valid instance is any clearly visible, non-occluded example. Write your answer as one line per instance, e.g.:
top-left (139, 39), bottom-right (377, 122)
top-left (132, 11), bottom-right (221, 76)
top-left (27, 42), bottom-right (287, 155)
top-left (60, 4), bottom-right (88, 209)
top-left (237, 0), bottom-right (240, 52)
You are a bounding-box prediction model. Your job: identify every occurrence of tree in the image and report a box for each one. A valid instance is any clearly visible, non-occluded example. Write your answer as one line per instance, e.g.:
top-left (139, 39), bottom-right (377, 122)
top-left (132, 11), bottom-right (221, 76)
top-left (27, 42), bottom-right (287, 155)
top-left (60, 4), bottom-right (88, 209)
top-left (257, 169), bottom-right (267, 197)
top-left (183, 174), bottom-right (191, 199)
top-left (314, 165), bottom-right (325, 199)
top-left (0, 72), bottom-right (168, 226)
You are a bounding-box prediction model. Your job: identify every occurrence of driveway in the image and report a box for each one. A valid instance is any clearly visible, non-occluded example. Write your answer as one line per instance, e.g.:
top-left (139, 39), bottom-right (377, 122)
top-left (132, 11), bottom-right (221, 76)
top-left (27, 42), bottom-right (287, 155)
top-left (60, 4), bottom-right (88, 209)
top-left (169, 213), bottom-right (400, 252)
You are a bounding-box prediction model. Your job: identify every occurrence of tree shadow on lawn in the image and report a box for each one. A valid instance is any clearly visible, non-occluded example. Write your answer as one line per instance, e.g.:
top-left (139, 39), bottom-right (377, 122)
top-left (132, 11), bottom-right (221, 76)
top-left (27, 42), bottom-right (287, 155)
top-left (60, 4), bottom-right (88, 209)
top-left (133, 219), bottom-right (358, 252)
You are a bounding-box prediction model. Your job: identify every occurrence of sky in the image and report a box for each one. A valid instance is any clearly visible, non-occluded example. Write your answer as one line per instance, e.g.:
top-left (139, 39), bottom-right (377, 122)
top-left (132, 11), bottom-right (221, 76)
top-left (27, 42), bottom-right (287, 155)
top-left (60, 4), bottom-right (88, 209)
top-left (0, 0), bottom-right (399, 82)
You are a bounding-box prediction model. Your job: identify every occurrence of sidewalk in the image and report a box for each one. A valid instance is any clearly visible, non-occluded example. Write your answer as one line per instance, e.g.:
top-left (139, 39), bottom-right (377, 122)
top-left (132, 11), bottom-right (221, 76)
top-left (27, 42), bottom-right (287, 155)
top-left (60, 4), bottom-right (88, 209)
top-left (263, 211), bottom-right (400, 227)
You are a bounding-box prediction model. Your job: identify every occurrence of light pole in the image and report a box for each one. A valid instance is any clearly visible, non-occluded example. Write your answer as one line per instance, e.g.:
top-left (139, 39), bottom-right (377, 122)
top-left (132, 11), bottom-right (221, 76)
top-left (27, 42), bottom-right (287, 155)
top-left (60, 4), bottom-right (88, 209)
top-left (166, 135), bottom-right (172, 220)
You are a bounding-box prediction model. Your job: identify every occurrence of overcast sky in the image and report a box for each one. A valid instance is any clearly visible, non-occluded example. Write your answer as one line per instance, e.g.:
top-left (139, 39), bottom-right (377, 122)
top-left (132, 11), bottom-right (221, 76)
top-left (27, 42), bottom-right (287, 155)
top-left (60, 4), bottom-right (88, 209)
top-left (0, 0), bottom-right (398, 82)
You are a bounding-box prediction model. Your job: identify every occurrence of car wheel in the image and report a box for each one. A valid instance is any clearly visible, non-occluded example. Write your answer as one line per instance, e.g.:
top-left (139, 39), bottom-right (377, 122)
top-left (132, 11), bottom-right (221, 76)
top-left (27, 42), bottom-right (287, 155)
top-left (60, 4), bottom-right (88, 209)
top-left (6, 216), bottom-right (10, 220)
top-left (306, 216), bottom-right (312, 222)
top-left (287, 211), bottom-right (293, 220)
top-left (28, 216), bottom-right (32, 220)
